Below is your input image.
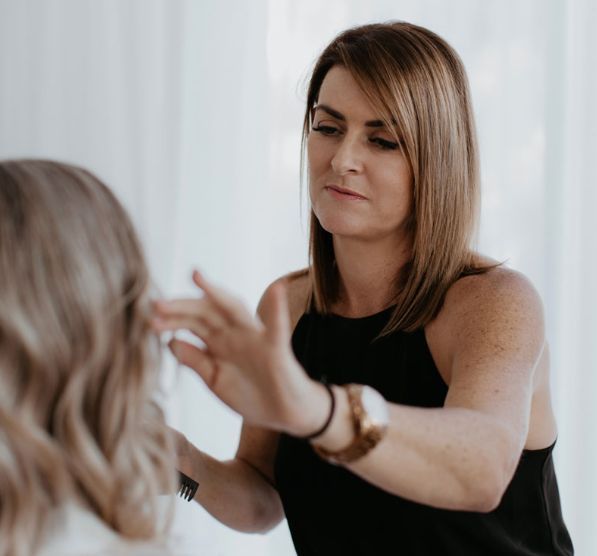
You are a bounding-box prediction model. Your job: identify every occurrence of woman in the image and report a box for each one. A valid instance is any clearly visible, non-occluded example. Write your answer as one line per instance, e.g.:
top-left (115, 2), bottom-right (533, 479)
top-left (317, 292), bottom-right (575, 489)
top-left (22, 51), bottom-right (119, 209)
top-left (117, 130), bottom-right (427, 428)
top-left (0, 160), bottom-right (177, 556)
top-left (155, 22), bottom-right (573, 554)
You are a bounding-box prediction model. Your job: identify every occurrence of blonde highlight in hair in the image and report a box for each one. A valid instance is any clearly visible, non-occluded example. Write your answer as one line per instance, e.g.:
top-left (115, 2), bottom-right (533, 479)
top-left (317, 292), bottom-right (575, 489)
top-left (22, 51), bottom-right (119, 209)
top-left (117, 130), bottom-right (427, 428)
top-left (0, 160), bottom-right (176, 556)
top-left (302, 22), bottom-right (498, 332)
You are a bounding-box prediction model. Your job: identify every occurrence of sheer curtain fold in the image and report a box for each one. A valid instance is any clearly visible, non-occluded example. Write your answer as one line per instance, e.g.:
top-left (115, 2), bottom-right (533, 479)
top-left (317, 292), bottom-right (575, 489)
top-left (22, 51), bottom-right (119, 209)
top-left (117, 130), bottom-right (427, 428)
top-left (544, 0), bottom-right (597, 548)
top-left (0, 0), bottom-right (185, 287)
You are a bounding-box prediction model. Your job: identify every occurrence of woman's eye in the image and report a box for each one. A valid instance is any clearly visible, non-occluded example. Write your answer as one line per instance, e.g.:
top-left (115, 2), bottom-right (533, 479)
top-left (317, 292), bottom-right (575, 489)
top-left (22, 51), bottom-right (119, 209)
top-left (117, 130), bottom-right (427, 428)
top-left (370, 137), bottom-right (399, 150)
top-left (312, 125), bottom-right (340, 136)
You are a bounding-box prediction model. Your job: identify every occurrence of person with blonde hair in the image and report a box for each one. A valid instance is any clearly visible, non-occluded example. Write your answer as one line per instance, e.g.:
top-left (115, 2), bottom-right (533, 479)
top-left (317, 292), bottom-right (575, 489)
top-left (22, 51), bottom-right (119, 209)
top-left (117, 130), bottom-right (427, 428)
top-left (155, 22), bottom-right (573, 554)
top-left (0, 160), bottom-right (177, 556)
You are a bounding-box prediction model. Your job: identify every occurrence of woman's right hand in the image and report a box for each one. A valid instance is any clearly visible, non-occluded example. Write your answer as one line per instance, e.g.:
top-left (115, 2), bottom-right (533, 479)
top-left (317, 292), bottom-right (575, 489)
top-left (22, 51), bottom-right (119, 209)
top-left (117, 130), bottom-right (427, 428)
top-left (152, 271), bottom-right (325, 437)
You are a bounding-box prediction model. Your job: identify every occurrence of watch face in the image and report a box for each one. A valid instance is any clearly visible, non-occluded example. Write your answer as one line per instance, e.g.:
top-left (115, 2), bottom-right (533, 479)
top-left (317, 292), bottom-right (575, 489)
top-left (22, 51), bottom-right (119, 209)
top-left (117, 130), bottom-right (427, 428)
top-left (361, 385), bottom-right (389, 427)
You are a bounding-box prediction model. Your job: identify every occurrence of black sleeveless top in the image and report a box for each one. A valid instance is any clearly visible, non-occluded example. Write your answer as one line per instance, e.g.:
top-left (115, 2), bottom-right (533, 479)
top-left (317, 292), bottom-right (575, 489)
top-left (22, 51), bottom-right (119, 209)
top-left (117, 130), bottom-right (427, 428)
top-left (274, 306), bottom-right (573, 555)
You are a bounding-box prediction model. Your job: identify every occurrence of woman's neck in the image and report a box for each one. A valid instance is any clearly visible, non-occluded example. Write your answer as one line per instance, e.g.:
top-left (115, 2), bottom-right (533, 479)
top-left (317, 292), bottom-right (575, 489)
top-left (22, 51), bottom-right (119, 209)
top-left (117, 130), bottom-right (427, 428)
top-left (332, 233), bottom-right (411, 317)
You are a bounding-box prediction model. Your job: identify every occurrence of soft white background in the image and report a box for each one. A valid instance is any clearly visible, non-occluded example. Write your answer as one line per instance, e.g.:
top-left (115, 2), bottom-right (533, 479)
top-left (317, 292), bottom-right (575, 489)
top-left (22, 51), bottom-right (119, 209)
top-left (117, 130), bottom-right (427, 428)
top-left (0, 0), bottom-right (595, 554)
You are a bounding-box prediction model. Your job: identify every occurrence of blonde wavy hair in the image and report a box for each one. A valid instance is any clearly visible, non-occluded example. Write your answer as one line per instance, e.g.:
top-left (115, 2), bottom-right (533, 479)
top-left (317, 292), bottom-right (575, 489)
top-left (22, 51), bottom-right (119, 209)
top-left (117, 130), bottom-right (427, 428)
top-left (0, 160), bottom-right (176, 556)
top-left (303, 22), bottom-right (498, 332)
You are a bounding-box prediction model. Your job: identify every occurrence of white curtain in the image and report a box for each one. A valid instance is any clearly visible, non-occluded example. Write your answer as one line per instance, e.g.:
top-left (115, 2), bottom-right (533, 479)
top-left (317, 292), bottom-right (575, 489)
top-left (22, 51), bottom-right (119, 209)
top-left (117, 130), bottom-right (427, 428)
top-left (0, 0), bottom-right (185, 288)
top-left (0, 0), bottom-right (595, 554)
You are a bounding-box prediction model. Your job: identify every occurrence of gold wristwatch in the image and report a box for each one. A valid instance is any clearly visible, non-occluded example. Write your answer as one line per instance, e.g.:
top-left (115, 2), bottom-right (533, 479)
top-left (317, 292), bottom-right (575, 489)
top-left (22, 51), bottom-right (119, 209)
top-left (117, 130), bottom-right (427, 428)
top-left (313, 384), bottom-right (389, 464)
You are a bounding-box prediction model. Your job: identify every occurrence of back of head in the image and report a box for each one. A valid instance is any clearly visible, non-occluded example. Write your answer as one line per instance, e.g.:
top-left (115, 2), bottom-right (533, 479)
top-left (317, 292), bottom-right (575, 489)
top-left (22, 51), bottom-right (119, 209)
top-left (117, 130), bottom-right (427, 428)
top-left (0, 160), bottom-right (175, 556)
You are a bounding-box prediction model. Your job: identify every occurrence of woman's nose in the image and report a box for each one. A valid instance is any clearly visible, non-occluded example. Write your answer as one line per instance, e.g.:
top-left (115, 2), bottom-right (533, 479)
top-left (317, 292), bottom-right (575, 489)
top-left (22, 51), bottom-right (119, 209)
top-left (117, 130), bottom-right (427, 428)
top-left (330, 136), bottom-right (364, 175)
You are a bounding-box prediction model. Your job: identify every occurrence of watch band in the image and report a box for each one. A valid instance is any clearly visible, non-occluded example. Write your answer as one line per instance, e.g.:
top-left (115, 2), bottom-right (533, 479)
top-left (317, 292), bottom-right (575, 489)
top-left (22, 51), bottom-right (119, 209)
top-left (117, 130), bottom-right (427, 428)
top-left (312, 384), bottom-right (388, 465)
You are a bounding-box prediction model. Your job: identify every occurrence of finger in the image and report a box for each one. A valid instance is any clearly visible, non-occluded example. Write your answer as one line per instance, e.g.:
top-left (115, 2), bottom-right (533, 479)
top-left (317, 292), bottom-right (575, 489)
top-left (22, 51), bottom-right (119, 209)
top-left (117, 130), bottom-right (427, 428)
top-left (160, 321), bottom-right (232, 361)
top-left (192, 270), bottom-right (253, 326)
top-left (153, 301), bottom-right (228, 333)
top-left (154, 298), bottom-right (206, 318)
top-left (262, 282), bottom-right (291, 344)
top-left (154, 297), bottom-right (231, 331)
top-left (153, 315), bottom-right (212, 340)
top-left (169, 339), bottom-right (218, 387)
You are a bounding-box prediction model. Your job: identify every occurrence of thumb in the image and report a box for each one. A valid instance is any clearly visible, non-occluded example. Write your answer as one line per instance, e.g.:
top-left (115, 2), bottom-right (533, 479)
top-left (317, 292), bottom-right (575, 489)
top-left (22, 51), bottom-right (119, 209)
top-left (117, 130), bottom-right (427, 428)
top-left (261, 282), bottom-right (291, 344)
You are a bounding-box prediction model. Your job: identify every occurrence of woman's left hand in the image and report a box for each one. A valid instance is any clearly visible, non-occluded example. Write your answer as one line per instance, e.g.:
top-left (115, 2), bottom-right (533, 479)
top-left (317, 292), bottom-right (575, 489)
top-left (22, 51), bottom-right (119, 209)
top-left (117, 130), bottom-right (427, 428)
top-left (153, 271), bottom-right (321, 435)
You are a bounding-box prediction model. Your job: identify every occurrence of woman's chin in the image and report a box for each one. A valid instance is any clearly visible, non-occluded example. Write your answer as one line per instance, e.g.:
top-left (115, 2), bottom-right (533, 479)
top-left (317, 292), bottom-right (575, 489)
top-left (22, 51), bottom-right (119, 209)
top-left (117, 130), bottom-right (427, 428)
top-left (317, 216), bottom-right (367, 238)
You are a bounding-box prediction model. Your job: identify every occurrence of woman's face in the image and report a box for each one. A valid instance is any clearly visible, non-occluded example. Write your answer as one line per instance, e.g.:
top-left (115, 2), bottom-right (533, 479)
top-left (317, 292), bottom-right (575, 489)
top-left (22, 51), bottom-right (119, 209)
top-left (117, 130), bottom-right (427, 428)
top-left (308, 65), bottom-right (413, 242)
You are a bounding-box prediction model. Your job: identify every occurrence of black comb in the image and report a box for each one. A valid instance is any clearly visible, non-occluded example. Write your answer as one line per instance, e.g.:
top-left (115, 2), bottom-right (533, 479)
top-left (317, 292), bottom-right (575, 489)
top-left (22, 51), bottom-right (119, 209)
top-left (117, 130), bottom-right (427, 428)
top-left (177, 470), bottom-right (199, 501)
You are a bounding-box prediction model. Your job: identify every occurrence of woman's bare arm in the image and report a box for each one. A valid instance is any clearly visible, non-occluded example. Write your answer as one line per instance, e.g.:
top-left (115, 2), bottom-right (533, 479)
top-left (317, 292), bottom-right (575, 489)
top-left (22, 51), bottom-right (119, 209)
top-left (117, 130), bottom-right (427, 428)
top-left (173, 424), bottom-right (283, 533)
top-left (167, 271), bottom-right (310, 532)
top-left (309, 269), bottom-right (547, 512)
top-left (157, 267), bottom-right (546, 513)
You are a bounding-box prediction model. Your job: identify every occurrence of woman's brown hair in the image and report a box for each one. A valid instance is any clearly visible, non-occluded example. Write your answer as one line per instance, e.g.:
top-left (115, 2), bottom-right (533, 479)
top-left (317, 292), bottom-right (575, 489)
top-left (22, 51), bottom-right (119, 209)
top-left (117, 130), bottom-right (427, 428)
top-left (0, 160), bottom-right (176, 556)
top-left (303, 22), bottom-right (497, 333)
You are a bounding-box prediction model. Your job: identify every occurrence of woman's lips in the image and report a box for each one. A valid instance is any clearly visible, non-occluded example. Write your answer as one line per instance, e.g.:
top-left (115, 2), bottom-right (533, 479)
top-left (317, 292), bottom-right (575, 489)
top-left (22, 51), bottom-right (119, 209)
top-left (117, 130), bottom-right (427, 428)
top-left (324, 185), bottom-right (367, 200)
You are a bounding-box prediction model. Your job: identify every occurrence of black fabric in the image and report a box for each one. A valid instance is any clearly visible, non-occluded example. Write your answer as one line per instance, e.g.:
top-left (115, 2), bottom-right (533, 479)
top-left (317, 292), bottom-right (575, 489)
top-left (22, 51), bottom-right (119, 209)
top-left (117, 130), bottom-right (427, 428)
top-left (274, 307), bottom-right (574, 555)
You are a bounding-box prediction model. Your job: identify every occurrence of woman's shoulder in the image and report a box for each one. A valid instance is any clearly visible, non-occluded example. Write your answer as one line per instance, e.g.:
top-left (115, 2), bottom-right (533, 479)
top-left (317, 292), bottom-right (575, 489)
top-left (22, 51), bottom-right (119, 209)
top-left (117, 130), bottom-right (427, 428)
top-left (439, 256), bottom-right (544, 330)
top-left (451, 257), bottom-right (540, 304)
top-left (426, 256), bottom-right (546, 386)
top-left (258, 268), bottom-right (311, 330)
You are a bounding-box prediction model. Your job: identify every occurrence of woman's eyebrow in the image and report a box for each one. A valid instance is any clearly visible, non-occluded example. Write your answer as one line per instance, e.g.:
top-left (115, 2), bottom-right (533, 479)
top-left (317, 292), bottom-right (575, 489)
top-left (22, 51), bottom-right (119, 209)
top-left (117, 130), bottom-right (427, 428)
top-left (313, 104), bottom-right (387, 128)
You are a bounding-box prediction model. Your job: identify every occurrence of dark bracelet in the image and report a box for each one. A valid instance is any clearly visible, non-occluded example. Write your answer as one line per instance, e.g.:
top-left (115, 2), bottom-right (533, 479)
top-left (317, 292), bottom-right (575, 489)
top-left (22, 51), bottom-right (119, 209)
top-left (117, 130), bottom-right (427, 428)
top-left (298, 381), bottom-right (336, 441)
